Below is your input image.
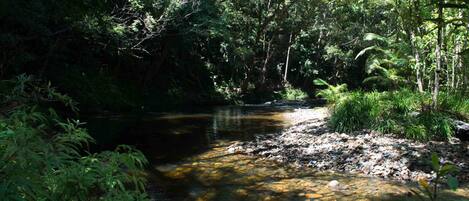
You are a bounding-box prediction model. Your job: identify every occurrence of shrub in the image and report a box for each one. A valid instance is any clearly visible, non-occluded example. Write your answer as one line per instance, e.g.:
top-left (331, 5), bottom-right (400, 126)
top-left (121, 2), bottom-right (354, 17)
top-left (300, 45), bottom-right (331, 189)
top-left (325, 88), bottom-right (457, 141)
top-left (413, 111), bottom-right (454, 140)
top-left (280, 86), bottom-right (308, 100)
top-left (314, 79), bottom-right (348, 106)
top-left (329, 92), bottom-right (381, 133)
top-left (0, 75), bottom-right (150, 201)
top-left (438, 92), bottom-right (469, 119)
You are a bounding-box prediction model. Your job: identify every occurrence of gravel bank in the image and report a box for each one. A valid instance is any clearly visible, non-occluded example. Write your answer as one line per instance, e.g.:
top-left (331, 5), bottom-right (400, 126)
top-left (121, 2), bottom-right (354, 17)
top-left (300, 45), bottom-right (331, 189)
top-left (228, 107), bottom-right (469, 182)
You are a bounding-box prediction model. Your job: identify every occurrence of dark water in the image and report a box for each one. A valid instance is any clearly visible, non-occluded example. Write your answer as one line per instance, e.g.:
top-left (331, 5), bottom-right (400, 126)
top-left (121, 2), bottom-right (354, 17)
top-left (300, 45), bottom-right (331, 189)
top-left (85, 105), bottom-right (297, 163)
top-left (85, 105), bottom-right (469, 201)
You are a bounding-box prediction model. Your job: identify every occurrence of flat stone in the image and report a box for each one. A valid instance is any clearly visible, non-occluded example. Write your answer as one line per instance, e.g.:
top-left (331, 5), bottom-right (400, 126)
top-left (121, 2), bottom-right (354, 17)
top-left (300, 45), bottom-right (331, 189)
top-left (305, 193), bottom-right (322, 199)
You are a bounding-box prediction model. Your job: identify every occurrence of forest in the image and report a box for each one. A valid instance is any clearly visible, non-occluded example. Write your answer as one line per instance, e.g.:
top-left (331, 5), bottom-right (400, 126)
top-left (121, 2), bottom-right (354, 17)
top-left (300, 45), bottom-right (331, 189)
top-left (1, 0), bottom-right (469, 200)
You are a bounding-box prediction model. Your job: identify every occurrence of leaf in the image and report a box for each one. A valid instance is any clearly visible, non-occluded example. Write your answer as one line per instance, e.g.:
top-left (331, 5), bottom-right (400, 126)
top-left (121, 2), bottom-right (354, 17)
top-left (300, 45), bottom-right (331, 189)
top-left (447, 175), bottom-right (459, 191)
top-left (355, 46), bottom-right (377, 60)
top-left (419, 179), bottom-right (430, 190)
top-left (440, 164), bottom-right (458, 175)
top-left (431, 153), bottom-right (440, 171)
top-left (313, 78), bottom-right (330, 86)
top-left (364, 33), bottom-right (389, 44)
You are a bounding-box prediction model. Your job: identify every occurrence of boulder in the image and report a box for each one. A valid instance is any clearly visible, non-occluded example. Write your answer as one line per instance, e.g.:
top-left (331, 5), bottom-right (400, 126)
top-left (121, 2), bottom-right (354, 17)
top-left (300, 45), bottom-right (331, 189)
top-left (454, 120), bottom-right (469, 141)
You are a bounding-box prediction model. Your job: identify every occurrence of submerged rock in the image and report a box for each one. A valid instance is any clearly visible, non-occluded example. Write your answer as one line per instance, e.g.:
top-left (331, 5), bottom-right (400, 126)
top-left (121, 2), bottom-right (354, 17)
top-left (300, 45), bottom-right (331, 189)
top-left (304, 193), bottom-right (322, 199)
top-left (327, 180), bottom-right (339, 189)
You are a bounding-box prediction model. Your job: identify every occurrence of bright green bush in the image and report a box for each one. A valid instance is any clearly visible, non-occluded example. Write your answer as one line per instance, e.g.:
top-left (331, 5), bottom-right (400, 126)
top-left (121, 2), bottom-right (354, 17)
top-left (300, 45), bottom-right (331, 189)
top-left (314, 79), bottom-right (348, 105)
top-left (280, 86), bottom-right (308, 100)
top-left (0, 75), bottom-right (150, 201)
top-left (439, 92), bottom-right (469, 119)
top-left (325, 88), bottom-right (460, 141)
top-left (329, 92), bottom-right (381, 132)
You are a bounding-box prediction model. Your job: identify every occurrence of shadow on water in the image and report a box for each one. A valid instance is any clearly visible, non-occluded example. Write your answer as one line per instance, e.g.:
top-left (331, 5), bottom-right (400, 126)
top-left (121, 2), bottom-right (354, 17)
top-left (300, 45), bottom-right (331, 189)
top-left (84, 105), bottom-right (297, 163)
top-left (84, 104), bottom-right (469, 201)
top-left (366, 190), bottom-right (469, 201)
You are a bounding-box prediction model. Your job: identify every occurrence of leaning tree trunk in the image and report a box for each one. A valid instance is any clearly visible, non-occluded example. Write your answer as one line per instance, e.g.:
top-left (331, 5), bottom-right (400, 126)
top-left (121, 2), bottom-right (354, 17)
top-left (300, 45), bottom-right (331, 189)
top-left (283, 32), bottom-right (293, 84)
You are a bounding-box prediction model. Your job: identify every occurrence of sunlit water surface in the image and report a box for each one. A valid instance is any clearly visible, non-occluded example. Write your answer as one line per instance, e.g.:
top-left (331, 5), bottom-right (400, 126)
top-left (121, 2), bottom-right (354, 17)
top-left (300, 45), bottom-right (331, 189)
top-left (86, 105), bottom-right (469, 201)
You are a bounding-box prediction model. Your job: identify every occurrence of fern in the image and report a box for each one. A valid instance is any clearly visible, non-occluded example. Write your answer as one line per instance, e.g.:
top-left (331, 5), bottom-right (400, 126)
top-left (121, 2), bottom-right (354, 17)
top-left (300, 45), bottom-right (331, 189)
top-left (356, 33), bottom-right (408, 90)
top-left (314, 78), bottom-right (348, 106)
top-left (0, 76), bottom-right (150, 201)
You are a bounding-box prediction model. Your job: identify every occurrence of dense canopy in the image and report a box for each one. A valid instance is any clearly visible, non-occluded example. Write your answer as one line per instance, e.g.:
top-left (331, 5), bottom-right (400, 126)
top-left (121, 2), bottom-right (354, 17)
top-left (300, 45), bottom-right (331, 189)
top-left (1, 0), bottom-right (469, 200)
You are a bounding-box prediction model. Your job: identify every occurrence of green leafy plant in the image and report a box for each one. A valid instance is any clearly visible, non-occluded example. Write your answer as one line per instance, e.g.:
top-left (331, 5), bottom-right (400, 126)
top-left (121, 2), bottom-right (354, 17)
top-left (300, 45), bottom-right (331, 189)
top-left (412, 153), bottom-right (459, 201)
top-left (313, 78), bottom-right (348, 106)
top-left (0, 75), bottom-right (150, 201)
top-left (326, 89), bottom-right (458, 141)
top-left (355, 33), bottom-right (408, 90)
top-left (2, 74), bottom-right (78, 112)
top-left (328, 91), bottom-right (381, 133)
top-left (280, 85), bottom-right (308, 101)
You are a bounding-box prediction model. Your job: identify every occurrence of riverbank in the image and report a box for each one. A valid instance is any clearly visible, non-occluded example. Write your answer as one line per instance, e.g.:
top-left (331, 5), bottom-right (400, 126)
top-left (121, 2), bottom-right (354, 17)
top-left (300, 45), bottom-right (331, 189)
top-left (228, 107), bottom-right (469, 182)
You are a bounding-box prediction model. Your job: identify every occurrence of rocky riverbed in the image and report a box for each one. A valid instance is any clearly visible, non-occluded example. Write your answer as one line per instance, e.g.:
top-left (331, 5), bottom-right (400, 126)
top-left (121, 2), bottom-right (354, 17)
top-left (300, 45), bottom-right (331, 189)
top-left (228, 107), bottom-right (469, 182)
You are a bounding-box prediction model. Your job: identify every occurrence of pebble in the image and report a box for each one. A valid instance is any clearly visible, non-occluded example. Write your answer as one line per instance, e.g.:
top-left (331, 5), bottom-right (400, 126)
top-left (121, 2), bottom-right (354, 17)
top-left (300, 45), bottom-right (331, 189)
top-left (227, 107), bottom-right (469, 182)
top-left (328, 180), bottom-right (339, 189)
top-left (305, 193), bottom-right (322, 199)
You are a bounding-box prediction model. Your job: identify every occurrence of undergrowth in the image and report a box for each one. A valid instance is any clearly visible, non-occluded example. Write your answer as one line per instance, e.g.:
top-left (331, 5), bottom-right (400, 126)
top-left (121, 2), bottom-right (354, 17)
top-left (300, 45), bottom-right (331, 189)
top-left (0, 75), bottom-right (150, 201)
top-left (280, 85), bottom-right (308, 101)
top-left (316, 81), bottom-right (468, 141)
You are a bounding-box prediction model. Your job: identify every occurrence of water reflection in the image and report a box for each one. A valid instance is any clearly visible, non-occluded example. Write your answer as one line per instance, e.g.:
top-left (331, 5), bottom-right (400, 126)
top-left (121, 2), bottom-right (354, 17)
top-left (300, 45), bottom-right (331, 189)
top-left (85, 105), bottom-right (469, 201)
top-left (85, 105), bottom-right (295, 162)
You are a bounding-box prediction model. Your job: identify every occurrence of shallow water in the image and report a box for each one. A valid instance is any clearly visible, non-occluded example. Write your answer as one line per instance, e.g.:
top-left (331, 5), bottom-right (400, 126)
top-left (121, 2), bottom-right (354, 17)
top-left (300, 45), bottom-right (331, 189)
top-left (85, 105), bottom-right (469, 201)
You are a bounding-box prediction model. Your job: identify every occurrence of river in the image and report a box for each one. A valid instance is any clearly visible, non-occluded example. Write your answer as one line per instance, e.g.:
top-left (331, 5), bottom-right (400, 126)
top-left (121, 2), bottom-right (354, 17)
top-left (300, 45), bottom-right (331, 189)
top-left (85, 104), bottom-right (469, 201)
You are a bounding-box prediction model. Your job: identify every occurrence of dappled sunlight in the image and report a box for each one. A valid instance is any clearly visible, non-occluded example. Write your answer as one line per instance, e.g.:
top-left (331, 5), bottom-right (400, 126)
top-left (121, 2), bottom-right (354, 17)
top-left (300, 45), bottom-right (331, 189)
top-left (151, 140), bottom-right (469, 201)
top-left (88, 105), bottom-right (469, 201)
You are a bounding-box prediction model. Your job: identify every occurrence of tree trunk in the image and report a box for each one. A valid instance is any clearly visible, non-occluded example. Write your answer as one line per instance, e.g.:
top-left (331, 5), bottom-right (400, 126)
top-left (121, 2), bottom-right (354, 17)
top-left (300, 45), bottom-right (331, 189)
top-left (410, 30), bottom-right (424, 92)
top-left (464, 23), bottom-right (469, 94)
top-left (432, 1), bottom-right (443, 108)
top-left (452, 37), bottom-right (460, 90)
top-left (260, 39), bottom-right (273, 87)
top-left (442, 23), bottom-right (450, 91)
top-left (283, 32), bottom-right (293, 84)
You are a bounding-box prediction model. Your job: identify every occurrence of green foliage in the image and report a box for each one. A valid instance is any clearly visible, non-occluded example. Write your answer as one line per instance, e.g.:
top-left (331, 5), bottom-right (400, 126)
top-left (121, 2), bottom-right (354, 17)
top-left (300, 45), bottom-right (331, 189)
top-left (215, 87), bottom-right (241, 104)
top-left (412, 153), bottom-right (459, 201)
top-left (280, 86), bottom-right (308, 101)
top-left (329, 91), bottom-right (381, 133)
top-left (314, 79), bottom-right (348, 106)
top-left (324, 89), bottom-right (462, 141)
top-left (2, 0), bottom-right (469, 111)
top-left (0, 76), bottom-right (149, 201)
top-left (356, 33), bottom-right (409, 90)
top-left (438, 93), bottom-right (469, 119)
top-left (1, 74), bottom-right (78, 112)
top-left (400, 111), bottom-right (453, 141)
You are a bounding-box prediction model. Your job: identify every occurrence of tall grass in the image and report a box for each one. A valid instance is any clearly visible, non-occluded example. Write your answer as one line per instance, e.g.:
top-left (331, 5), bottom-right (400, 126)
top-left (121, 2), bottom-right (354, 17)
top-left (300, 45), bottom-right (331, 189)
top-left (323, 88), bottom-right (465, 141)
top-left (329, 92), bottom-right (381, 133)
top-left (438, 92), bottom-right (469, 120)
